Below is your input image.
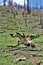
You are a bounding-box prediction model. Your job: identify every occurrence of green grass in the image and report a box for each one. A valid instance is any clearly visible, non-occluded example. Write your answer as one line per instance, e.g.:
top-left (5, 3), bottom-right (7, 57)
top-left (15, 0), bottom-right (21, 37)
top-left (0, 6), bottom-right (43, 65)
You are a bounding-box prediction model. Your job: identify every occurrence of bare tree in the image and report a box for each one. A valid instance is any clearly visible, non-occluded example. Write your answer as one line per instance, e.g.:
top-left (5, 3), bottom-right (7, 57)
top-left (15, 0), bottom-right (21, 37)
top-left (24, 0), bottom-right (26, 11)
top-left (39, 0), bottom-right (43, 28)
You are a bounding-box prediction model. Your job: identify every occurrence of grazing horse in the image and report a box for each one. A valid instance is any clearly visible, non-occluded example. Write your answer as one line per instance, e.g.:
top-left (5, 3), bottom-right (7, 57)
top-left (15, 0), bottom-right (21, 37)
top-left (22, 9), bottom-right (28, 17)
top-left (10, 33), bottom-right (35, 48)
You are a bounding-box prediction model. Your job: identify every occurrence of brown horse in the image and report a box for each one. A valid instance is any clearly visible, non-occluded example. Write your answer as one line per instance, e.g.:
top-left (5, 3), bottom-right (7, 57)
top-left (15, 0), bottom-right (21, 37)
top-left (10, 33), bottom-right (35, 48)
top-left (22, 9), bottom-right (28, 17)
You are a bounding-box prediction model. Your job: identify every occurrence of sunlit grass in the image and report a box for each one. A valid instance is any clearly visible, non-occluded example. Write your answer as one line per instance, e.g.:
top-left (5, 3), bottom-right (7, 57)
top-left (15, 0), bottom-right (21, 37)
top-left (0, 6), bottom-right (43, 65)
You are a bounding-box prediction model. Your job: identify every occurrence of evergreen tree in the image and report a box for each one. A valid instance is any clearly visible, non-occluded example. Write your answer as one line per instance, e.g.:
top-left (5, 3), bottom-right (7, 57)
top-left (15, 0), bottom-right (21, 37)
top-left (27, 0), bottom-right (31, 14)
top-left (3, 0), bottom-right (7, 6)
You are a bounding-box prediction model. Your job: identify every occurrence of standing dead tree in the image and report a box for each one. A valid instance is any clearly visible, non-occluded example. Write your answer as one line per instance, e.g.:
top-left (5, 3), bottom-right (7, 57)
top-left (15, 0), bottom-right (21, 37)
top-left (39, 10), bottom-right (43, 29)
top-left (22, 9), bottom-right (28, 27)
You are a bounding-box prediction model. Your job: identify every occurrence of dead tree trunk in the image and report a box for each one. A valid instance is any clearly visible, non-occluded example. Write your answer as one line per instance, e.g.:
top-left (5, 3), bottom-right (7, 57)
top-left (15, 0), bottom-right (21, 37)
top-left (24, 17), bottom-right (27, 27)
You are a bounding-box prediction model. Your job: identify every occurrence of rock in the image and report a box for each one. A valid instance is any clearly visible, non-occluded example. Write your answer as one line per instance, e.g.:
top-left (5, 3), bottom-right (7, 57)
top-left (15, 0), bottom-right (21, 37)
top-left (13, 55), bottom-right (26, 63)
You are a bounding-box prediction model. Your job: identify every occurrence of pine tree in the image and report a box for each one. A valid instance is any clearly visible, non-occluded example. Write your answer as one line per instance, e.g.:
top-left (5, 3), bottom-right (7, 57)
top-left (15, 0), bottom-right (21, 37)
top-left (3, 0), bottom-right (7, 6)
top-left (27, 0), bottom-right (31, 14)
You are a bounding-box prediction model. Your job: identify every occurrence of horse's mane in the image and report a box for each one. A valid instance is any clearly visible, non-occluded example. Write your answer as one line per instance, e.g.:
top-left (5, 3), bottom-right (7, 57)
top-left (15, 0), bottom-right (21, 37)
top-left (16, 32), bottom-right (23, 37)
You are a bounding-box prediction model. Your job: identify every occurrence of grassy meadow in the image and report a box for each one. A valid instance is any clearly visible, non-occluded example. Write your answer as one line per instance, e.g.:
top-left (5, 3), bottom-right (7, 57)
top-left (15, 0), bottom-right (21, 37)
top-left (0, 6), bottom-right (43, 65)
